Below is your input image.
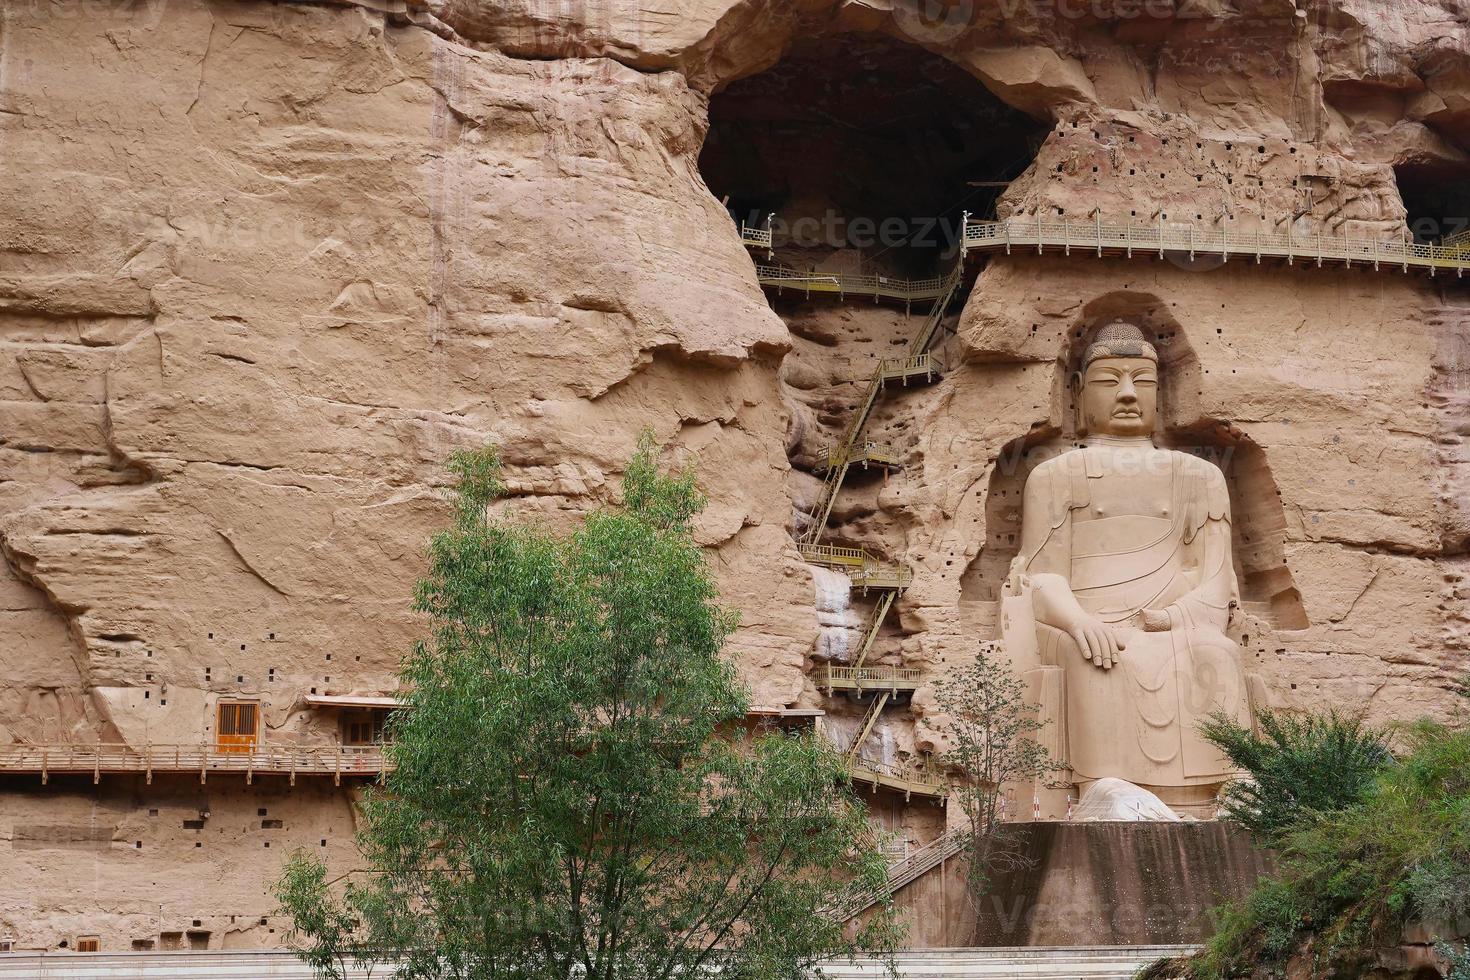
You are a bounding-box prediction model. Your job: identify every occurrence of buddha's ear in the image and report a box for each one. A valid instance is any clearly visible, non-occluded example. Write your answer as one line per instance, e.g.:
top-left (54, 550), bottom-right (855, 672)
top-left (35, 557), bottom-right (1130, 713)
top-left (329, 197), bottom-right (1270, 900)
top-left (1070, 370), bottom-right (1087, 436)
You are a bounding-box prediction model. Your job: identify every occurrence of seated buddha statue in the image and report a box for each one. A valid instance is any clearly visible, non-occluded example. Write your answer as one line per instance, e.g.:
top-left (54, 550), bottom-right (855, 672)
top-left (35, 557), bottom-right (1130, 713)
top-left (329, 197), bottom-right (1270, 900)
top-left (1001, 322), bottom-right (1258, 812)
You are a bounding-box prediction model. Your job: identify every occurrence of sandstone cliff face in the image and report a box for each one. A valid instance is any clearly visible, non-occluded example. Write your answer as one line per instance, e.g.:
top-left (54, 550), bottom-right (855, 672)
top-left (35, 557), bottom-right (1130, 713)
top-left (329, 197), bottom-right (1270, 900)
top-left (1, 0), bottom-right (1467, 950)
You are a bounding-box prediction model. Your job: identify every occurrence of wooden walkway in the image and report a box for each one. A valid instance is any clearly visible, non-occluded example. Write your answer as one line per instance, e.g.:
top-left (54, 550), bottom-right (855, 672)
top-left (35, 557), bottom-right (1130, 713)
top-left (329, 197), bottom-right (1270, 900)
top-left (753, 264), bottom-right (953, 303)
top-left (0, 742), bottom-right (389, 785)
top-left (962, 215), bottom-right (1470, 275)
top-left (797, 544), bottom-right (912, 591)
top-left (824, 665), bottom-right (923, 693)
top-left (848, 756), bottom-right (946, 801)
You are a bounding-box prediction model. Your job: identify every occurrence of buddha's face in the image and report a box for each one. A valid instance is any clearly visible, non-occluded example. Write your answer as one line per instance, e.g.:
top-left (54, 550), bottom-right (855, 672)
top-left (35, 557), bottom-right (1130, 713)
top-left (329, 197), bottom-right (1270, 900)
top-left (1080, 356), bottom-right (1158, 437)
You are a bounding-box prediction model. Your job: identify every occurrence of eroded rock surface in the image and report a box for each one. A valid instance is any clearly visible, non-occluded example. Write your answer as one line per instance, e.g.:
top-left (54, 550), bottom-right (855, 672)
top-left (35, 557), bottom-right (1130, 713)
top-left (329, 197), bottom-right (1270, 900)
top-left (1, 0), bottom-right (1468, 950)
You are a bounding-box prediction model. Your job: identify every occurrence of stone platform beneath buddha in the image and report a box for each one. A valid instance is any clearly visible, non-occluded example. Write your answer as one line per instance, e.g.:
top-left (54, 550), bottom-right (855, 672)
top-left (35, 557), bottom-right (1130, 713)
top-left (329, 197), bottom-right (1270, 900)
top-left (972, 822), bottom-right (1273, 947)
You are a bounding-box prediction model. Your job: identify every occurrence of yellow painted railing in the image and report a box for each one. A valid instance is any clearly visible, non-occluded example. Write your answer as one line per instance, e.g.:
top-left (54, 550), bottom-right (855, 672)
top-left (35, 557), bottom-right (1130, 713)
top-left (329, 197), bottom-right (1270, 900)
top-left (798, 543), bottom-right (868, 568)
top-left (848, 756), bottom-right (946, 799)
top-left (0, 742), bottom-right (389, 785)
top-left (878, 353), bottom-right (935, 381)
top-left (820, 440), bottom-right (901, 472)
top-left (753, 264), bottom-right (953, 302)
top-left (797, 545), bottom-right (911, 591)
top-left (825, 665), bottom-right (923, 690)
top-left (962, 216), bottom-right (1470, 275)
top-left (849, 562), bottom-right (913, 591)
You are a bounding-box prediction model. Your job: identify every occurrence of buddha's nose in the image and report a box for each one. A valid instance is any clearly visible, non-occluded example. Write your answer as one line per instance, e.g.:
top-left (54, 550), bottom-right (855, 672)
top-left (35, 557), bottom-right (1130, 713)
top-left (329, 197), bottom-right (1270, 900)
top-left (1117, 378), bottom-right (1139, 404)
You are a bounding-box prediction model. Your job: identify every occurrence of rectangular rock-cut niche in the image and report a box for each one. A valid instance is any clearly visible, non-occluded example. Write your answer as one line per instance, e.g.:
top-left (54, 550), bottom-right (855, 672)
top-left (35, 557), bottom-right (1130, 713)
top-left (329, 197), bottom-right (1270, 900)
top-left (10, 824), bottom-right (115, 852)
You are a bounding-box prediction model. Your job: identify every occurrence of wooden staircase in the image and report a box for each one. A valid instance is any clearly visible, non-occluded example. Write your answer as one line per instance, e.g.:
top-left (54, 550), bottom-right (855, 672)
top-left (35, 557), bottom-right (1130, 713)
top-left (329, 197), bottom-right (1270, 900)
top-left (849, 590), bottom-right (895, 670)
top-left (797, 265), bottom-right (959, 548)
top-left (742, 229), bottom-right (966, 800)
top-left (821, 827), bottom-right (968, 921)
top-left (844, 692), bottom-right (891, 768)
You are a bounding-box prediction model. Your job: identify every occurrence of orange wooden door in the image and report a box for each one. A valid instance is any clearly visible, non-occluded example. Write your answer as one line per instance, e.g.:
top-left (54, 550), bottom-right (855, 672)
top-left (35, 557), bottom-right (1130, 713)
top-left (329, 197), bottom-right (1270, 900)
top-left (216, 701), bottom-right (259, 753)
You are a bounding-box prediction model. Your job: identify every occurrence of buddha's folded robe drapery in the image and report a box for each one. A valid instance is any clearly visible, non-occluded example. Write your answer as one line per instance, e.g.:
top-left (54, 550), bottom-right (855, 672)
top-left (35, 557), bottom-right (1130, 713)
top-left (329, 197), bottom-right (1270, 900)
top-left (1012, 446), bottom-right (1252, 788)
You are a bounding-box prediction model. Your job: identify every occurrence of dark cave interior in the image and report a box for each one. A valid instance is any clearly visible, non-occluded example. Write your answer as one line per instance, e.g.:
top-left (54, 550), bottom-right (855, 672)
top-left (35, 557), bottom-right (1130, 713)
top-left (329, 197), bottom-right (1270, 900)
top-left (700, 33), bottom-right (1048, 277)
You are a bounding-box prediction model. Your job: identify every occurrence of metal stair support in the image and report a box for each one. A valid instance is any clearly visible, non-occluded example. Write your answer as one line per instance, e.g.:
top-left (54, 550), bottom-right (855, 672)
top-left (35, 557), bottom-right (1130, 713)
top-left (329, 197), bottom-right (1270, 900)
top-left (805, 457), bottom-right (853, 546)
top-left (821, 827), bottom-right (968, 922)
top-left (801, 355), bottom-right (935, 545)
top-left (737, 218), bottom-right (963, 547)
top-left (904, 262), bottom-right (964, 356)
top-left (844, 691), bottom-right (890, 768)
top-left (851, 590), bottom-right (895, 671)
top-left (797, 265), bottom-right (958, 546)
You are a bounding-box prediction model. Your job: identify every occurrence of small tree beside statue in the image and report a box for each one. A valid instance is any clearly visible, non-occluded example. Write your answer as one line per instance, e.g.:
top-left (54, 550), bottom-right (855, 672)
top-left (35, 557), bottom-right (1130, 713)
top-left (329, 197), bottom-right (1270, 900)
top-left (932, 645), bottom-right (1054, 902)
top-left (276, 437), bottom-right (898, 980)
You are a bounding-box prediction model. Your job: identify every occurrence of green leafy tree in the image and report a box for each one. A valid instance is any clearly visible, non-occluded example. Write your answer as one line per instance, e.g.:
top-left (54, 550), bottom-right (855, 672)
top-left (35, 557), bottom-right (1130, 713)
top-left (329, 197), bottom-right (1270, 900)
top-left (277, 437), bottom-right (898, 980)
top-left (1140, 719), bottom-right (1470, 980)
top-left (932, 646), bottom-right (1053, 901)
top-left (1198, 707), bottom-right (1392, 845)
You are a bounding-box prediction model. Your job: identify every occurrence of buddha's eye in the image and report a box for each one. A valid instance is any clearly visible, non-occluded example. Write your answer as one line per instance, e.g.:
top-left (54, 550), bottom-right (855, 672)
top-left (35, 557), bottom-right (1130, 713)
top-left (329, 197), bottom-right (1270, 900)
top-left (1136, 377), bottom-right (1158, 386)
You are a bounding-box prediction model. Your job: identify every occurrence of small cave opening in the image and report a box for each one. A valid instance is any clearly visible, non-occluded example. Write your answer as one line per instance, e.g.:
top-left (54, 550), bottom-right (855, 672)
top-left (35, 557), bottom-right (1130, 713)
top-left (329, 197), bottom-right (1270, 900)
top-left (1395, 160), bottom-right (1470, 244)
top-left (700, 32), bottom-right (1049, 279)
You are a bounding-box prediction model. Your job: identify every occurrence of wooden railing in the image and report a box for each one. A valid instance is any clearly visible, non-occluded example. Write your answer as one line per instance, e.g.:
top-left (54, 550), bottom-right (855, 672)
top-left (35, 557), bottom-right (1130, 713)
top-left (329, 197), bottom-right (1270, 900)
top-left (824, 665), bottom-right (923, 691)
top-left (819, 440), bottom-right (900, 472)
top-left (878, 352), bottom-right (935, 381)
top-left (849, 562), bottom-right (913, 591)
top-left (962, 215), bottom-right (1470, 275)
top-left (798, 543), bottom-right (868, 568)
top-left (822, 828), bottom-right (967, 921)
top-left (0, 742), bottom-right (389, 785)
top-left (847, 756), bottom-right (946, 800)
top-left (752, 264), bottom-right (952, 302)
top-left (797, 545), bottom-right (912, 592)
top-left (738, 222), bottom-right (772, 253)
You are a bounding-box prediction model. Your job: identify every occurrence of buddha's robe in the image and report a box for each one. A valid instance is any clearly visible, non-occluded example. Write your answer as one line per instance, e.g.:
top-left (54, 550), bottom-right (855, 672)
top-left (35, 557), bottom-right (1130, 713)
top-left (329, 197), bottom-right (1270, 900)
top-left (1012, 445), bottom-right (1253, 789)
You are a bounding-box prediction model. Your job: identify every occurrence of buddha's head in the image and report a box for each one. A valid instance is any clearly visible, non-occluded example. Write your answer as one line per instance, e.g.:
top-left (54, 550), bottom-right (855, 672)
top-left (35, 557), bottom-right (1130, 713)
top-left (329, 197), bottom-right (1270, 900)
top-left (1077, 322), bottom-right (1159, 438)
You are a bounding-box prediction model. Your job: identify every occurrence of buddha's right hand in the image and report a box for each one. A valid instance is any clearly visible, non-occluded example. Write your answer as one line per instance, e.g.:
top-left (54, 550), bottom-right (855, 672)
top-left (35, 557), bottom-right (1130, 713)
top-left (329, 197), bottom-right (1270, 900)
top-left (1068, 615), bottom-right (1125, 670)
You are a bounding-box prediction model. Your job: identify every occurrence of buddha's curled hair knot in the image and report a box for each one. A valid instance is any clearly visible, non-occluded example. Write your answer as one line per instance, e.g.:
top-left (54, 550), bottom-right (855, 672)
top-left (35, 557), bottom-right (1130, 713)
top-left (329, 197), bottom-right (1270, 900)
top-left (1083, 321), bottom-right (1158, 367)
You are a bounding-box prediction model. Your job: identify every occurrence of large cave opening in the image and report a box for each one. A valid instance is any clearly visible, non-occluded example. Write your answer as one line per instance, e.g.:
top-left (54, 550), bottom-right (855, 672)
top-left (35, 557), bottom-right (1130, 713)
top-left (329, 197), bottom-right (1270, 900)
top-left (1395, 160), bottom-right (1470, 245)
top-left (699, 36), bottom-right (1050, 791)
top-left (700, 32), bottom-right (1048, 278)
